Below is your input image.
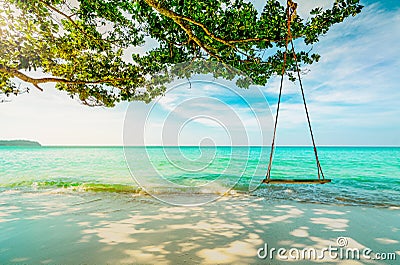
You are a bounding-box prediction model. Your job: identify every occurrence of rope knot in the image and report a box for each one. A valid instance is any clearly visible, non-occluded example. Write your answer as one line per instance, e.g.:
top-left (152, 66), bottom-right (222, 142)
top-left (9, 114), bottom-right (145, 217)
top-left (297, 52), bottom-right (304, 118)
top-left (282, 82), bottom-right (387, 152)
top-left (288, 0), bottom-right (297, 22)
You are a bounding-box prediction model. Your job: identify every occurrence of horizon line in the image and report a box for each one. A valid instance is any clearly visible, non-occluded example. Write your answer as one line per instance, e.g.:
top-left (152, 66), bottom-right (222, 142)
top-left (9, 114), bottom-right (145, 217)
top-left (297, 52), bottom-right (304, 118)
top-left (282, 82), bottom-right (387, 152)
top-left (18, 145), bottom-right (400, 148)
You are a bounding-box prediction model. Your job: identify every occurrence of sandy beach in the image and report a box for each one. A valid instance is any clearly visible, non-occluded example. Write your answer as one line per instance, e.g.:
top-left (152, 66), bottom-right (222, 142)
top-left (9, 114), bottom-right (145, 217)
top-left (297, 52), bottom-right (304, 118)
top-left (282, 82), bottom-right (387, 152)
top-left (1, 190), bottom-right (399, 264)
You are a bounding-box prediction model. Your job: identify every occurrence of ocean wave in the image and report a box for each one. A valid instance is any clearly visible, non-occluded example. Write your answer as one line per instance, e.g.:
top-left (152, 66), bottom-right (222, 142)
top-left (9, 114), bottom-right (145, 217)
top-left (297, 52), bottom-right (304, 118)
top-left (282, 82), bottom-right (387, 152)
top-left (1, 178), bottom-right (400, 208)
top-left (0, 179), bottom-right (244, 196)
top-left (252, 184), bottom-right (400, 208)
top-left (0, 180), bottom-right (143, 194)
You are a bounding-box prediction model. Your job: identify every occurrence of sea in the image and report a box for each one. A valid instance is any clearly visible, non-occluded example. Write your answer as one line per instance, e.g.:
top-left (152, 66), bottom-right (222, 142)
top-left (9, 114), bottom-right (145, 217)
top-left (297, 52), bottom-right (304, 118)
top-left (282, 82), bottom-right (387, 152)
top-left (1, 146), bottom-right (399, 207)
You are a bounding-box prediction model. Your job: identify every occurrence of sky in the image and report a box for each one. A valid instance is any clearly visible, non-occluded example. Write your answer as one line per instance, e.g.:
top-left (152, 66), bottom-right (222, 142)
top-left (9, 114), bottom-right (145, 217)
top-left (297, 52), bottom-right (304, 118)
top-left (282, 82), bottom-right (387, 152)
top-left (0, 0), bottom-right (399, 146)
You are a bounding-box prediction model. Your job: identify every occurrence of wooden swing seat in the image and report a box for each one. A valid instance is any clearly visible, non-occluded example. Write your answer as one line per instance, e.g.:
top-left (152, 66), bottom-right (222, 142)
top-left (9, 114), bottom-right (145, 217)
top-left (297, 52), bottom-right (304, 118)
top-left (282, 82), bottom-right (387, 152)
top-left (263, 179), bottom-right (331, 184)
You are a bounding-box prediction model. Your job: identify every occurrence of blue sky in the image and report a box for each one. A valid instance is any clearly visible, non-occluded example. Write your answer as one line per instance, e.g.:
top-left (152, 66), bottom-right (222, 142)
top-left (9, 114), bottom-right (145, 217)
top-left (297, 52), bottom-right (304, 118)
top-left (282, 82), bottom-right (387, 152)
top-left (0, 0), bottom-right (399, 146)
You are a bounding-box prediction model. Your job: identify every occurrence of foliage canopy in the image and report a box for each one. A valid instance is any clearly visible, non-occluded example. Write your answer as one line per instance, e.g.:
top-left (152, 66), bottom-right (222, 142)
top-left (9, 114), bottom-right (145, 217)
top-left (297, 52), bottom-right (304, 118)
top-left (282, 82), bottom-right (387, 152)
top-left (0, 0), bottom-right (362, 106)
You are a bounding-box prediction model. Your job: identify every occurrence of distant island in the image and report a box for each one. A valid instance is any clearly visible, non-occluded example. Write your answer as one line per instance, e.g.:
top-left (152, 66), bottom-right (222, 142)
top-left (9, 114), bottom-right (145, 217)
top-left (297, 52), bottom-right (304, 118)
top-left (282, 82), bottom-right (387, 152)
top-left (0, 140), bottom-right (41, 146)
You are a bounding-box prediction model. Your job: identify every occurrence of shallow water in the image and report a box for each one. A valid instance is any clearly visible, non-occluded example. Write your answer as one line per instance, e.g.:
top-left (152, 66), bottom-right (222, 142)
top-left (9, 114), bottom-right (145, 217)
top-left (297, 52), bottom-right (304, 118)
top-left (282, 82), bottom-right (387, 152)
top-left (0, 146), bottom-right (399, 207)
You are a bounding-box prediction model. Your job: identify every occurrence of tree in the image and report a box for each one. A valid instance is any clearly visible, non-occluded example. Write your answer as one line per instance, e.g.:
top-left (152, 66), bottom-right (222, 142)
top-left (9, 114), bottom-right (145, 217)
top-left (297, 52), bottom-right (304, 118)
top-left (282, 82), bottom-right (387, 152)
top-left (0, 0), bottom-right (362, 107)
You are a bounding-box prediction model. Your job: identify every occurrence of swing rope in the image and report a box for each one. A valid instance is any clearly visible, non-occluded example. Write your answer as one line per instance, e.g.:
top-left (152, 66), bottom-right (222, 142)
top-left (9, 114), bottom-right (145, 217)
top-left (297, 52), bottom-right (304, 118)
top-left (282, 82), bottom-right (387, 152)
top-left (264, 0), bottom-right (326, 184)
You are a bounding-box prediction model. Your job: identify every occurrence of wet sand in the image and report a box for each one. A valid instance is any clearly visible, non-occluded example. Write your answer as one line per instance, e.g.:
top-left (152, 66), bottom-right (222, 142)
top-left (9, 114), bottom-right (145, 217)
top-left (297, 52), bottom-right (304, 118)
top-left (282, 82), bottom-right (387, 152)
top-left (0, 190), bottom-right (399, 264)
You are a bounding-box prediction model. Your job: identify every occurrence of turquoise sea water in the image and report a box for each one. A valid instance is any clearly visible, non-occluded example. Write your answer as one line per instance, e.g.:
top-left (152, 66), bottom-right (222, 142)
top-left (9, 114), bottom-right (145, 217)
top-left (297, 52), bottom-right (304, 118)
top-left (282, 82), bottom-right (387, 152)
top-left (0, 146), bottom-right (399, 207)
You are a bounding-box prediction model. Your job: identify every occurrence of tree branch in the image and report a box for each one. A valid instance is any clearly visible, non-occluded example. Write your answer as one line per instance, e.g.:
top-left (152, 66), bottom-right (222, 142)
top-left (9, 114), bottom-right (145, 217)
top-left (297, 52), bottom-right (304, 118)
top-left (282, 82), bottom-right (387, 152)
top-left (144, 0), bottom-right (222, 61)
top-left (0, 66), bottom-right (130, 91)
top-left (178, 13), bottom-right (242, 49)
top-left (143, 0), bottom-right (277, 62)
top-left (38, 0), bottom-right (87, 36)
top-left (37, 0), bottom-right (118, 47)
